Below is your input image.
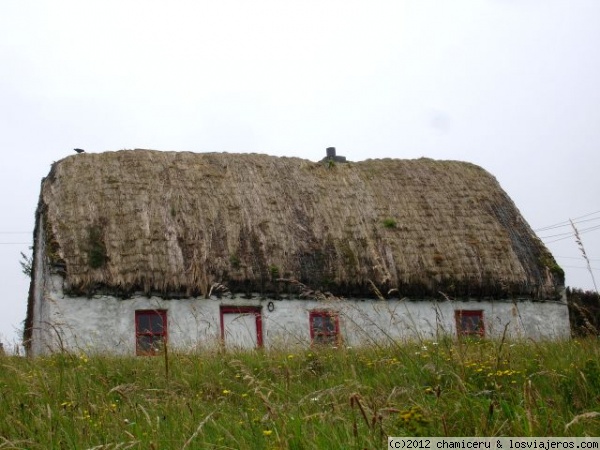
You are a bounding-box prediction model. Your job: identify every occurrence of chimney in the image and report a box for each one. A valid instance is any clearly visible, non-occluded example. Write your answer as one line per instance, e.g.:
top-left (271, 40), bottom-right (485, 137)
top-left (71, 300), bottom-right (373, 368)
top-left (326, 147), bottom-right (336, 158)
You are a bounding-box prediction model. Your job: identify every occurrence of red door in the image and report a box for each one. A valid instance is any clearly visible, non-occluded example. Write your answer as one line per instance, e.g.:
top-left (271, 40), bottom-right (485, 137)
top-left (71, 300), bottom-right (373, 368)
top-left (220, 306), bottom-right (263, 349)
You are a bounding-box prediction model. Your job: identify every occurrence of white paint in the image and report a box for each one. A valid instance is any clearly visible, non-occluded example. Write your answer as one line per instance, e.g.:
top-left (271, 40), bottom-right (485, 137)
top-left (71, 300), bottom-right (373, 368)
top-left (28, 267), bottom-right (571, 355)
top-left (222, 312), bottom-right (259, 350)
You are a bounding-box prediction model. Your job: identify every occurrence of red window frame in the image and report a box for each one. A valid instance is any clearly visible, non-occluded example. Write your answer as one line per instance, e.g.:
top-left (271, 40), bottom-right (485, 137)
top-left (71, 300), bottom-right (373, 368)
top-left (135, 310), bottom-right (168, 356)
top-left (219, 306), bottom-right (263, 347)
top-left (309, 310), bottom-right (340, 345)
top-left (455, 310), bottom-right (485, 337)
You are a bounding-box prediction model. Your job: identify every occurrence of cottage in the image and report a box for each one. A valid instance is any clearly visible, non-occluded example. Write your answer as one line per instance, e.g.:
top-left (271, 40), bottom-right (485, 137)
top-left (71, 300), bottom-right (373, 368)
top-left (24, 149), bottom-right (568, 355)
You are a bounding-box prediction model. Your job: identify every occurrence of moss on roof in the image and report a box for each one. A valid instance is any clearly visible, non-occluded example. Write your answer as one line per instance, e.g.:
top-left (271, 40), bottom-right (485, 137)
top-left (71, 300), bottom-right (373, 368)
top-left (33, 149), bottom-right (563, 299)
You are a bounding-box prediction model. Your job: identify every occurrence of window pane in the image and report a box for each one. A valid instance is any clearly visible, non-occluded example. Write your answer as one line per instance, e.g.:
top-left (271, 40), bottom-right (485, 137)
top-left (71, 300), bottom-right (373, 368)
top-left (149, 336), bottom-right (164, 352)
top-left (312, 314), bottom-right (336, 333)
top-left (312, 316), bottom-right (323, 331)
top-left (311, 312), bottom-right (338, 345)
top-left (137, 315), bottom-right (151, 333)
top-left (137, 335), bottom-right (164, 354)
top-left (460, 316), bottom-right (471, 332)
top-left (463, 316), bottom-right (481, 333)
top-left (137, 335), bottom-right (152, 352)
top-left (314, 333), bottom-right (336, 345)
top-left (148, 314), bottom-right (164, 333)
top-left (456, 311), bottom-right (483, 336)
top-left (323, 316), bottom-right (335, 333)
top-left (137, 312), bottom-right (165, 334)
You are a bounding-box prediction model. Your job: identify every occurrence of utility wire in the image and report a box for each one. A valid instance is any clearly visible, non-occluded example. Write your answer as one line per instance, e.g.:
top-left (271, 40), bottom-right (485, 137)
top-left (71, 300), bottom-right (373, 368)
top-left (535, 217), bottom-right (600, 232)
top-left (545, 235), bottom-right (592, 245)
top-left (535, 216), bottom-right (600, 234)
top-left (539, 224), bottom-right (600, 243)
top-left (534, 210), bottom-right (600, 232)
top-left (556, 255), bottom-right (600, 262)
top-left (560, 265), bottom-right (600, 271)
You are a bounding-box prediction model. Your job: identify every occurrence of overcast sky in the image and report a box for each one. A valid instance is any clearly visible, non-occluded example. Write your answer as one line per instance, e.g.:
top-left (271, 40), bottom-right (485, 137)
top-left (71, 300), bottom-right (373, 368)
top-left (1, 0), bottom-right (599, 349)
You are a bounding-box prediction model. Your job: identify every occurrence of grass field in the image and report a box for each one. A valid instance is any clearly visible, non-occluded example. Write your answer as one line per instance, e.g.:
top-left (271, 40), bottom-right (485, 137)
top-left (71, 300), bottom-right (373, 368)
top-left (1, 338), bottom-right (599, 449)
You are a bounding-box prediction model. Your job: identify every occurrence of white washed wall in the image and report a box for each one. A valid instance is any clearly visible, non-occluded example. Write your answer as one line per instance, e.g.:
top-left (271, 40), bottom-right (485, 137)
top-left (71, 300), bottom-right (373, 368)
top-left (30, 272), bottom-right (571, 355)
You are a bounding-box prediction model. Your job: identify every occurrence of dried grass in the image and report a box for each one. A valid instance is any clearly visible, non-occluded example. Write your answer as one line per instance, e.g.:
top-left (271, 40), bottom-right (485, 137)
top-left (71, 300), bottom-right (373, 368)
top-left (36, 149), bottom-right (562, 299)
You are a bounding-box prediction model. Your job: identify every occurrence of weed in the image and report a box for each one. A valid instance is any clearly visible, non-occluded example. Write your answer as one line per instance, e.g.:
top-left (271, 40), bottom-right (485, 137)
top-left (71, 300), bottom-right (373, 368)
top-left (269, 264), bottom-right (280, 280)
top-left (86, 224), bottom-right (107, 269)
top-left (229, 254), bottom-right (241, 270)
top-left (382, 218), bottom-right (397, 229)
top-left (570, 219), bottom-right (598, 293)
top-left (20, 248), bottom-right (33, 277)
top-left (1, 339), bottom-right (599, 446)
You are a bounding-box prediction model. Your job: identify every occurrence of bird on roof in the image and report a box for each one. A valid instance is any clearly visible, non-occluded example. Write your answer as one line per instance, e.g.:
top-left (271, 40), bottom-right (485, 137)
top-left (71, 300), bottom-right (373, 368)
top-left (74, 148), bottom-right (85, 154)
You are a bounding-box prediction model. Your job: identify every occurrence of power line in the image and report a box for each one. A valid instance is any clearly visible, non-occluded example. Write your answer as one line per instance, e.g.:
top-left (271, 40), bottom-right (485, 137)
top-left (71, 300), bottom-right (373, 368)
top-left (560, 265), bottom-right (600, 271)
top-left (534, 210), bottom-right (600, 232)
top-left (540, 221), bottom-right (600, 244)
top-left (540, 224), bottom-right (600, 244)
top-left (545, 236), bottom-right (585, 245)
top-left (539, 216), bottom-right (600, 233)
top-left (539, 230), bottom-right (574, 239)
top-left (539, 223), bottom-right (600, 239)
top-left (556, 255), bottom-right (600, 262)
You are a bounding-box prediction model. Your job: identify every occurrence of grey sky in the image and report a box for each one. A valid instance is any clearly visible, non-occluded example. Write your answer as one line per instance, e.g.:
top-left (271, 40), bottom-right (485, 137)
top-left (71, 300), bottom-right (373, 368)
top-left (1, 0), bottom-right (599, 348)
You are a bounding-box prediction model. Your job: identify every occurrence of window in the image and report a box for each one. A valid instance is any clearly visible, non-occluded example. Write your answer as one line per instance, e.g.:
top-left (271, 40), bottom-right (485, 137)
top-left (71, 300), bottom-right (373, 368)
top-left (455, 310), bottom-right (484, 337)
top-left (309, 311), bottom-right (340, 345)
top-left (135, 310), bottom-right (167, 355)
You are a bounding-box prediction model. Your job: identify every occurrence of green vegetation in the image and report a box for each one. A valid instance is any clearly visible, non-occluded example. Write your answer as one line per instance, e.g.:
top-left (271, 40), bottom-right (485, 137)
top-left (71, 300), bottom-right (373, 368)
top-left (1, 339), bottom-right (599, 448)
top-left (229, 254), bottom-right (241, 270)
top-left (540, 254), bottom-right (565, 282)
top-left (269, 264), bottom-right (280, 280)
top-left (382, 217), bottom-right (397, 229)
top-left (567, 288), bottom-right (600, 336)
top-left (86, 224), bottom-right (107, 269)
top-left (43, 217), bottom-right (63, 267)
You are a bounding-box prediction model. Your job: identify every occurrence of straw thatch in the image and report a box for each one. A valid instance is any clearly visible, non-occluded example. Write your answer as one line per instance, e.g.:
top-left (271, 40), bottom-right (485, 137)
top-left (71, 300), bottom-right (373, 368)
top-left (32, 149), bottom-right (563, 300)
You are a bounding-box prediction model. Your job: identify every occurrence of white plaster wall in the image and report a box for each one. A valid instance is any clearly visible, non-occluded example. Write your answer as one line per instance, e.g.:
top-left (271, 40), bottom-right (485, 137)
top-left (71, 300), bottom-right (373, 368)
top-left (32, 272), bottom-right (571, 355)
top-left (338, 299), bottom-right (571, 344)
top-left (29, 221), bottom-right (50, 356)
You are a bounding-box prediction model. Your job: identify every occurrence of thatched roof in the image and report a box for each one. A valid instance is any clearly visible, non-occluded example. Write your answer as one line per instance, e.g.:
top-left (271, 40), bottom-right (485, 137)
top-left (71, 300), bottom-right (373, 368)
top-left (32, 149), bottom-right (563, 299)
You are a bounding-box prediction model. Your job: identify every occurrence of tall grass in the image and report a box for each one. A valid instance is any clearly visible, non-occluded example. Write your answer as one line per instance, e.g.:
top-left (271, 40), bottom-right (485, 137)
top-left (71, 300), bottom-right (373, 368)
top-left (1, 339), bottom-right (599, 449)
top-left (570, 219), bottom-right (599, 294)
